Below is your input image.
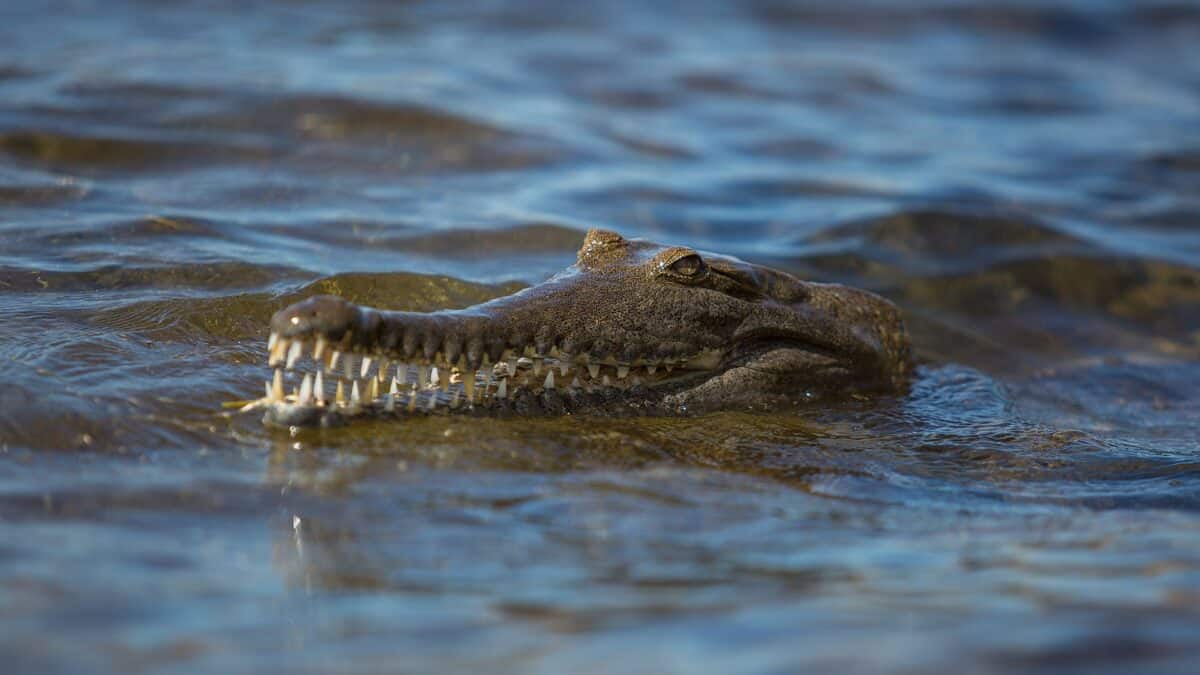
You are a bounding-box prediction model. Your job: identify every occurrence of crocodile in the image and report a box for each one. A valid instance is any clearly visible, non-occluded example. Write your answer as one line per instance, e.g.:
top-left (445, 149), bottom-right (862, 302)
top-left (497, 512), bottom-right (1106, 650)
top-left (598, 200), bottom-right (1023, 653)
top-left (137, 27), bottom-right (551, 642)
top-left (246, 228), bottom-right (912, 427)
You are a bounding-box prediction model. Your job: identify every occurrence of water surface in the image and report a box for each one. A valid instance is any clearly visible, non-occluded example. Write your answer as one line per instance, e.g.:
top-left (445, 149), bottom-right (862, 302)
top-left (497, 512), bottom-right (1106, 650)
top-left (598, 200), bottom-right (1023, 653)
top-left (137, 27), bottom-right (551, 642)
top-left (2, 1), bottom-right (1200, 673)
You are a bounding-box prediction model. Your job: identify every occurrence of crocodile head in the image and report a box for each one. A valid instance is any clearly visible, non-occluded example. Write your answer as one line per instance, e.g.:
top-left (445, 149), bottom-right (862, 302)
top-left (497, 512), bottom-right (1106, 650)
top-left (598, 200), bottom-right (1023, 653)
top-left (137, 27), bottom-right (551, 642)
top-left (248, 229), bottom-right (911, 426)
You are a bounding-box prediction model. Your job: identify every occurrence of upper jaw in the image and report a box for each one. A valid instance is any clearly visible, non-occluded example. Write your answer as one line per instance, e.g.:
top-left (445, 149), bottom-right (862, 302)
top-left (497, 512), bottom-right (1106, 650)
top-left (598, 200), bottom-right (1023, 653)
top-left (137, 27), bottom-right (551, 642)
top-left (250, 300), bottom-right (731, 423)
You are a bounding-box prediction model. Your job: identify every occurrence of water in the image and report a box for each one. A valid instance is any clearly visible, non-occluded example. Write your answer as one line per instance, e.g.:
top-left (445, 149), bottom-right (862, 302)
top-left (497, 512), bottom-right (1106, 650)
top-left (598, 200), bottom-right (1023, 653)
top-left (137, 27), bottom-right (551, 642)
top-left (2, 1), bottom-right (1200, 672)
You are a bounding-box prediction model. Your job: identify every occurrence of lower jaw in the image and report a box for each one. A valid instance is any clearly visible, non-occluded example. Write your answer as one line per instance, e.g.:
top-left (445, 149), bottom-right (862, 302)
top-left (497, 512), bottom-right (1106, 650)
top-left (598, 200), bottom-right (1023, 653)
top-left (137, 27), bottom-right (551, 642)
top-left (259, 383), bottom-right (686, 428)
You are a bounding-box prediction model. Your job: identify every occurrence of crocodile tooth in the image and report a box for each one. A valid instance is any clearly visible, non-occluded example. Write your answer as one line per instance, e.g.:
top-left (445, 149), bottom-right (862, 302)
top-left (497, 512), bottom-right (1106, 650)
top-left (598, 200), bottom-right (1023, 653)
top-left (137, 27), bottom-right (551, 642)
top-left (428, 392), bottom-right (438, 410)
top-left (335, 380), bottom-right (345, 405)
top-left (602, 374), bottom-right (611, 387)
top-left (343, 354), bottom-right (356, 380)
top-left (571, 376), bottom-right (582, 390)
top-left (269, 338), bottom-right (289, 366)
top-left (395, 362), bottom-right (407, 386)
top-left (438, 366), bottom-right (450, 392)
top-left (588, 364), bottom-right (600, 379)
top-left (549, 345), bottom-right (561, 359)
top-left (390, 377), bottom-right (400, 395)
top-left (496, 378), bottom-right (507, 399)
top-left (328, 351), bottom-right (341, 374)
top-left (298, 373), bottom-right (314, 405)
top-left (417, 365), bottom-right (430, 388)
top-left (533, 358), bottom-right (543, 376)
top-left (665, 364), bottom-right (674, 373)
top-left (544, 370), bottom-right (555, 390)
top-left (385, 394), bottom-right (395, 412)
top-left (314, 370), bottom-right (325, 404)
top-left (646, 365), bottom-right (657, 375)
top-left (313, 337), bottom-right (326, 361)
top-left (464, 371), bottom-right (476, 401)
top-left (351, 380), bottom-right (361, 403)
top-left (271, 369), bottom-right (284, 401)
top-left (523, 345), bottom-right (536, 358)
top-left (559, 362), bottom-right (570, 377)
top-left (367, 377), bottom-right (379, 401)
top-left (407, 391), bottom-right (418, 411)
top-left (617, 365), bottom-right (629, 379)
top-left (450, 388), bottom-right (461, 408)
top-left (264, 381), bottom-right (272, 399)
top-left (267, 332), bottom-right (279, 352)
top-left (360, 356), bottom-right (373, 379)
top-left (286, 340), bottom-right (303, 369)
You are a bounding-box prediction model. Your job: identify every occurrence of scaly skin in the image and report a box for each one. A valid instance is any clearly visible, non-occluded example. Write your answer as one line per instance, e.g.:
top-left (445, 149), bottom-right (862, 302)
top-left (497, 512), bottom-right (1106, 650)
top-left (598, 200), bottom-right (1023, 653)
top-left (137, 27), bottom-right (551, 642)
top-left (248, 229), bottom-right (912, 426)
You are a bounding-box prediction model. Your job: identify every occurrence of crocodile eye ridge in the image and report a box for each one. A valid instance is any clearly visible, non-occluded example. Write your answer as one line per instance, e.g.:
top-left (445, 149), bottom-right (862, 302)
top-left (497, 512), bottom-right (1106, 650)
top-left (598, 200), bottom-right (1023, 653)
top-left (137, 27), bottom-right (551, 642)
top-left (668, 253), bottom-right (705, 277)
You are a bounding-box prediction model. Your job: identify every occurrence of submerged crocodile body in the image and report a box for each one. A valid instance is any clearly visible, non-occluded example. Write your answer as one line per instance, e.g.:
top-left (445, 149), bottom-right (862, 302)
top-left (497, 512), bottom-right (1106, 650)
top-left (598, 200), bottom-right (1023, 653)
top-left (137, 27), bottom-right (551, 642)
top-left (249, 229), bottom-right (912, 426)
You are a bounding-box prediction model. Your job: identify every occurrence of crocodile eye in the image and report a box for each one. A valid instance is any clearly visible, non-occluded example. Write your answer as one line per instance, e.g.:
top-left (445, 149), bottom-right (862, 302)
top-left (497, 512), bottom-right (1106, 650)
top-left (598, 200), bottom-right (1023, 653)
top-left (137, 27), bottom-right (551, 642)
top-left (668, 254), bottom-right (705, 277)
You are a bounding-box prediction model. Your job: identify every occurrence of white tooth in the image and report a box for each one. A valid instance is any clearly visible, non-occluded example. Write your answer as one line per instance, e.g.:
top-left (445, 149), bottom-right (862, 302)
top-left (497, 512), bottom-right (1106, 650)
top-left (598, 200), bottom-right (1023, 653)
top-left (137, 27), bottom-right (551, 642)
top-left (550, 345), bottom-right (561, 358)
top-left (665, 364), bottom-right (674, 373)
top-left (533, 358), bottom-right (543, 376)
top-left (559, 362), bottom-right (570, 376)
top-left (482, 370), bottom-right (493, 398)
top-left (544, 370), bottom-right (555, 389)
top-left (430, 366), bottom-right (439, 388)
top-left (335, 380), bottom-right (345, 404)
top-left (385, 394), bottom-right (395, 412)
top-left (286, 340), bottom-right (303, 369)
top-left (271, 369), bottom-right (284, 401)
top-left (313, 337), bottom-right (326, 361)
top-left (507, 358), bottom-right (518, 376)
top-left (588, 364), bottom-right (600, 379)
top-left (617, 366), bottom-right (629, 379)
top-left (428, 392), bottom-right (438, 410)
top-left (497, 378), bottom-right (507, 399)
top-left (329, 351), bottom-right (341, 373)
top-left (269, 338), bottom-right (289, 366)
top-left (395, 363), bottom-right (407, 385)
top-left (390, 377), bottom-right (400, 395)
top-left (377, 358), bottom-right (390, 382)
top-left (368, 377), bottom-right (380, 401)
top-left (602, 374), bottom-right (611, 387)
top-left (523, 345), bottom-right (536, 357)
top-left (315, 370), bottom-right (325, 404)
top-left (647, 365), bottom-right (657, 375)
top-left (351, 380), bottom-right (361, 403)
top-left (408, 391), bottom-right (418, 411)
top-left (417, 365), bottom-right (430, 388)
top-left (264, 381), bottom-right (272, 399)
top-left (360, 356), bottom-right (373, 379)
top-left (571, 376), bottom-right (581, 390)
top-left (344, 354), bottom-right (356, 380)
top-left (268, 332), bottom-right (279, 351)
top-left (299, 373), bottom-right (314, 405)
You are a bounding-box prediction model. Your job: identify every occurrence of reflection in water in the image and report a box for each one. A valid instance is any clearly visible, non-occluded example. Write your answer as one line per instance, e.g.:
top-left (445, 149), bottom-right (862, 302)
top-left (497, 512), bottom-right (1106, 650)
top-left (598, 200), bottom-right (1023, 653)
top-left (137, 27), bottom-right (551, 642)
top-left (1, 0), bottom-right (1200, 671)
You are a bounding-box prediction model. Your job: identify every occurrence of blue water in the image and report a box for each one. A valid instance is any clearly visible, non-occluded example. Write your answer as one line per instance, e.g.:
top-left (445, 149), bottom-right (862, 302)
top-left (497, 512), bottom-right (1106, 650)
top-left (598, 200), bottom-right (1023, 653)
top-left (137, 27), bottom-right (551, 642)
top-left (2, 1), bottom-right (1199, 673)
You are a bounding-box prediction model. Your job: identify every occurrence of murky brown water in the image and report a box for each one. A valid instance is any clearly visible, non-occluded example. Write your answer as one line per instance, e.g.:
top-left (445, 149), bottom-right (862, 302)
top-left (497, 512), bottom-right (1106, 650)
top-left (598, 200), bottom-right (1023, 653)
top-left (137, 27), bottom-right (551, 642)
top-left (2, 1), bottom-right (1200, 673)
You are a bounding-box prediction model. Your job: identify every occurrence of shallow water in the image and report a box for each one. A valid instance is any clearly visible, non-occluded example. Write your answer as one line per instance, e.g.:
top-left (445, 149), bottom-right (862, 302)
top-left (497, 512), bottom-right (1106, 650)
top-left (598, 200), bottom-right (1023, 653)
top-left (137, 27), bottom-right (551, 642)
top-left (2, 1), bottom-right (1200, 672)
